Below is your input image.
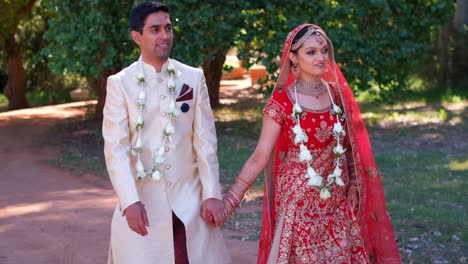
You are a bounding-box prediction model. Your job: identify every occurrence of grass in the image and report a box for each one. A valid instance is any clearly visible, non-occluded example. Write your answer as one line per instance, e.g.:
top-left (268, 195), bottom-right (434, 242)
top-left (0, 94), bottom-right (8, 110)
top-left (377, 149), bottom-right (467, 262)
top-left (45, 84), bottom-right (467, 263)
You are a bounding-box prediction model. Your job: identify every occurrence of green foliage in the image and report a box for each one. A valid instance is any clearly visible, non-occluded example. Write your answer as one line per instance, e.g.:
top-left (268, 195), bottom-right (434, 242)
top-left (0, 0), bottom-right (35, 43)
top-left (38, 0), bottom-right (454, 104)
top-left (167, 1), bottom-right (256, 67)
top-left (237, 0), bottom-right (454, 99)
top-left (17, 1), bottom-right (68, 93)
top-left (41, 0), bottom-right (137, 78)
top-left (0, 94), bottom-right (8, 108)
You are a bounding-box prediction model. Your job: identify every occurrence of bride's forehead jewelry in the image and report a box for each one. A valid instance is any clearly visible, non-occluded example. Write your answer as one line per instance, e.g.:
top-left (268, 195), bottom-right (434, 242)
top-left (291, 28), bottom-right (326, 51)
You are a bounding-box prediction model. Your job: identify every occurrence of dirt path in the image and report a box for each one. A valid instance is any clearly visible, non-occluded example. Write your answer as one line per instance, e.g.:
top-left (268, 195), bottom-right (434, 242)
top-left (0, 100), bottom-right (258, 263)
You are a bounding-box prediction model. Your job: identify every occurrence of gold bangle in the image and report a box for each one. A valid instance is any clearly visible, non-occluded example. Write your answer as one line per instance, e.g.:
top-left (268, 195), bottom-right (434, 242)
top-left (236, 178), bottom-right (250, 188)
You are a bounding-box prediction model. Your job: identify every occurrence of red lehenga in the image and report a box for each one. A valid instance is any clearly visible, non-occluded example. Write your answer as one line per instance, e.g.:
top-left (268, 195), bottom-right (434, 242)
top-left (262, 88), bottom-right (369, 263)
top-left (257, 24), bottom-right (401, 264)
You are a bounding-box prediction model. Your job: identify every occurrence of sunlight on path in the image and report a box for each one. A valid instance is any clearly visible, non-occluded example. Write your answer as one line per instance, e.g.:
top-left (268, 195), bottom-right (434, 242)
top-left (0, 86), bottom-right (259, 263)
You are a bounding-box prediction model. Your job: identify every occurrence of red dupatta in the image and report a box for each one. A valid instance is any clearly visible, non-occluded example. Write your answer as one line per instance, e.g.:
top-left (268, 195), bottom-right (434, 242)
top-left (257, 24), bottom-right (400, 264)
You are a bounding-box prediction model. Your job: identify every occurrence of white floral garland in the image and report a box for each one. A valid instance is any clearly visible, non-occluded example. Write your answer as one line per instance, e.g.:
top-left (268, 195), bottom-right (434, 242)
top-left (131, 58), bottom-right (181, 182)
top-left (291, 80), bottom-right (346, 200)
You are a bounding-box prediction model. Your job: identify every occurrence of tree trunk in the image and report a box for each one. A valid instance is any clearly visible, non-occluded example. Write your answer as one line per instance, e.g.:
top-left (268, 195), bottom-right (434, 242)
top-left (202, 49), bottom-right (227, 108)
top-left (453, 0), bottom-right (468, 84)
top-left (4, 34), bottom-right (28, 110)
top-left (437, 23), bottom-right (451, 87)
top-left (89, 67), bottom-right (120, 121)
top-left (455, 0), bottom-right (468, 31)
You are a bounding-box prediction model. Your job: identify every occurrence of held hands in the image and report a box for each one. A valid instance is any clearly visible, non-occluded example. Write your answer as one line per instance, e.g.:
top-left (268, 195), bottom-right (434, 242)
top-left (200, 180), bottom-right (250, 227)
top-left (201, 198), bottom-right (227, 227)
top-left (123, 201), bottom-right (150, 236)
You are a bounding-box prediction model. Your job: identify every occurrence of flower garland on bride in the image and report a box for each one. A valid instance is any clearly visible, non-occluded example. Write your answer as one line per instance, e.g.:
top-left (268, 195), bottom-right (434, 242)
top-left (291, 80), bottom-right (347, 200)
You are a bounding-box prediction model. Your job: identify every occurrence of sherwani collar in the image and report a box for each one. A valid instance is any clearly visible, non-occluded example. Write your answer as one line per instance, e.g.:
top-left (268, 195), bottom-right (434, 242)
top-left (137, 55), bottom-right (171, 81)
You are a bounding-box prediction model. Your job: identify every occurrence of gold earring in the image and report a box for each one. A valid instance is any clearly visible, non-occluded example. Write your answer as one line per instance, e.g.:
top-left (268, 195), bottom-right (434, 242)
top-left (292, 63), bottom-right (300, 77)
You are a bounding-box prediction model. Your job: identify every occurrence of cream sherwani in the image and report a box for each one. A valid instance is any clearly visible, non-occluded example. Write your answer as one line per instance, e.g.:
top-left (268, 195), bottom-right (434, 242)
top-left (103, 57), bottom-right (231, 264)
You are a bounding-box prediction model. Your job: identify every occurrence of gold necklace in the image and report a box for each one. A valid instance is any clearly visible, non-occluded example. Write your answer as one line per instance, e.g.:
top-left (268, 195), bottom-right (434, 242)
top-left (295, 79), bottom-right (327, 98)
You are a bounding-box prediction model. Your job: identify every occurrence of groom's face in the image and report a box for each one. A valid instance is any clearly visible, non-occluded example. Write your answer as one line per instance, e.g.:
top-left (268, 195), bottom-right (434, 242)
top-left (135, 11), bottom-right (173, 61)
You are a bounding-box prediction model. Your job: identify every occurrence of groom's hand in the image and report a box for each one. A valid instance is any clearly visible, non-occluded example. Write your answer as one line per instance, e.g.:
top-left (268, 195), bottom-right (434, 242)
top-left (123, 201), bottom-right (150, 236)
top-left (201, 198), bottom-right (226, 227)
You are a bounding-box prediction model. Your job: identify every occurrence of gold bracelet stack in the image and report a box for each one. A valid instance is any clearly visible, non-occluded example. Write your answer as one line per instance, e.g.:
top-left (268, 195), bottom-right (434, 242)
top-left (223, 179), bottom-right (249, 216)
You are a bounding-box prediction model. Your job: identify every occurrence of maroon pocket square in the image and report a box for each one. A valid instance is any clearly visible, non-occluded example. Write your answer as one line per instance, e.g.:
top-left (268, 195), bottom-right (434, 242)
top-left (176, 84), bottom-right (193, 102)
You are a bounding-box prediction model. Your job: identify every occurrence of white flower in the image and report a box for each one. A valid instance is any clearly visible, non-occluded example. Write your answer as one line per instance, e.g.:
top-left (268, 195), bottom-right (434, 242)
top-left (299, 144), bottom-right (312, 161)
top-left (333, 121), bottom-right (345, 136)
top-left (306, 166), bottom-right (317, 178)
top-left (151, 169), bottom-right (162, 181)
top-left (332, 165), bottom-right (343, 177)
top-left (135, 135), bottom-right (142, 149)
top-left (332, 103), bottom-right (343, 115)
top-left (168, 101), bottom-right (180, 117)
top-left (292, 124), bottom-right (303, 134)
top-left (320, 188), bottom-right (331, 200)
top-left (137, 90), bottom-right (146, 105)
top-left (294, 132), bottom-right (308, 145)
top-left (293, 102), bottom-right (302, 114)
top-left (136, 115), bottom-right (144, 129)
top-left (307, 175), bottom-right (323, 187)
top-left (333, 143), bottom-right (346, 156)
top-left (292, 124), bottom-right (308, 144)
top-left (157, 145), bottom-right (165, 156)
top-left (169, 100), bottom-right (176, 111)
top-left (137, 170), bottom-right (146, 180)
top-left (168, 78), bottom-right (176, 89)
top-left (335, 176), bottom-right (345, 186)
top-left (164, 123), bottom-right (175, 135)
top-left (154, 146), bottom-right (165, 164)
top-left (136, 160), bottom-right (146, 180)
top-left (136, 159), bottom-right (144, 171)
top-left (166, 63), bottom-right (181, 78)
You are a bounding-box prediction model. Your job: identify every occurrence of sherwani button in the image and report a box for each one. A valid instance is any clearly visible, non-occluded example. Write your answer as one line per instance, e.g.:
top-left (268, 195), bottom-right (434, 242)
top-left (166, 181), bottom-right (172, 187)
top-left (165, 164), bottom-right (171, 170)
top-left (158, 77), bottom-right (164, 83)
top-left (161, 112), bottom-right (167, 117)
top-left (160, 95), bottom-right (166, 99)
top-left (165, 147), bottom-right (170, 152)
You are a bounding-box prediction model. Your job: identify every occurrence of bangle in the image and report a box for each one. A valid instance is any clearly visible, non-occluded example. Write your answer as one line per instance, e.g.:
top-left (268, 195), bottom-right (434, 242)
top-left (222, 179), bottom-right (250, 216)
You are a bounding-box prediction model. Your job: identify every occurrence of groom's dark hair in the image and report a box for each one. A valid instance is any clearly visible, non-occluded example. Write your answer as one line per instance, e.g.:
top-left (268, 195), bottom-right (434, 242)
top-left (130, 1), bottom-right (170, 34)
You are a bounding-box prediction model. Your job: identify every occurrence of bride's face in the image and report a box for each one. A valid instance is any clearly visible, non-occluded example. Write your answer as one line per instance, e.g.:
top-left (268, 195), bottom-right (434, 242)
top-left (290, 36), bottom-right (329, 80)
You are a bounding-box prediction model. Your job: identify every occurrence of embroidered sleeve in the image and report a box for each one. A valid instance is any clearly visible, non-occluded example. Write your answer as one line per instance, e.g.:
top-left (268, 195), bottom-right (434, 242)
top-left (262, 96), bottom-right (286, 124)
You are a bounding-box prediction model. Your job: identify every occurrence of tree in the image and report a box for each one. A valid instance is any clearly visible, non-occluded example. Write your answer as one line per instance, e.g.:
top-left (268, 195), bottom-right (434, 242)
top-left (0, 0), bottom-right (35, 110)
top-left (169, 1), bottom-right (259, 108)
top-left (437, 0), bottom-right (467, 87)
top-left (237, 0), bottom-right (454, 98)
top-left (42, 0), bottom-right (136, 120)
top-left (42, 1), bottom-right (260, 116)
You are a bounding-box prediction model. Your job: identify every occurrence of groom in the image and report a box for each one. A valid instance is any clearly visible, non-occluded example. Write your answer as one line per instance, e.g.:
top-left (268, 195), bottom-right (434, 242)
top-left (102, 1), bottom-right (230, 263)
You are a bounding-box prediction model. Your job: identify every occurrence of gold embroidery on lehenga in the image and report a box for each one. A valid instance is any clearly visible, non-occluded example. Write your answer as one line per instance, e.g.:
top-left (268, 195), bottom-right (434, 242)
top-left (263, 89), bottom-right (369, 263)
top-left (365, 167), bottom-right (379, 178)
top-left (314, 125), bottom-right (332, 143)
